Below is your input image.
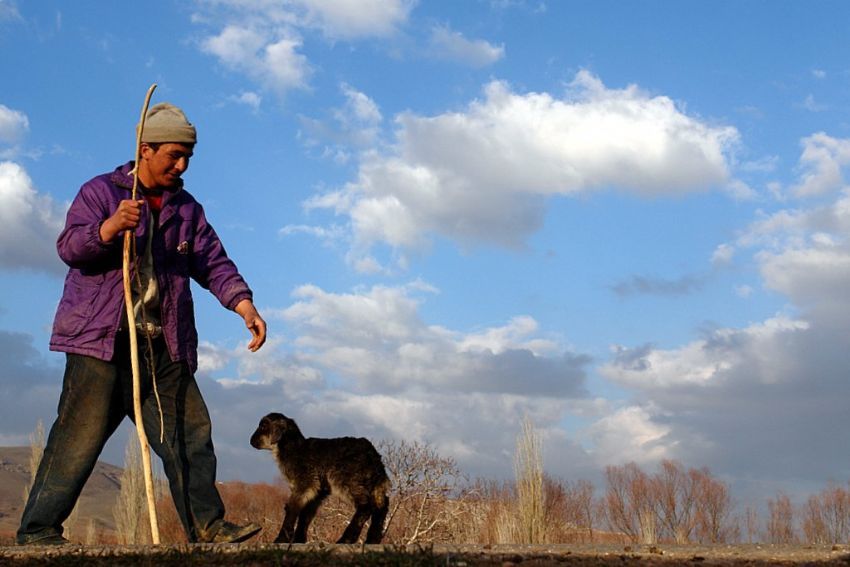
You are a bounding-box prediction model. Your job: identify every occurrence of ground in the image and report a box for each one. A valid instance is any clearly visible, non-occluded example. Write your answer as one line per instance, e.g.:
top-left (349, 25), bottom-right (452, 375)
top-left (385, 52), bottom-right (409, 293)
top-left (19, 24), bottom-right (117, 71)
top-left (1, 543), bottom-right (849, 566)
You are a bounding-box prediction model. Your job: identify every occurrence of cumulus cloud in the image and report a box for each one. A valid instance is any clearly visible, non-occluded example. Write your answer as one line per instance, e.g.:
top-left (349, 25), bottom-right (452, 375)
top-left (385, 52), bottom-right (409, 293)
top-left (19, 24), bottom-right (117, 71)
top-left (428, 25), bottom-right (505, 67)
top-left (306, 71), bottom-right (739, 269)
top-left (274, 282), bottom-right (589, 397)
top-left (0, 330), bottom-right (62, 445)
top-left (187, 280), bottom-right (596, 482)
top-left (228, 90), bottom-right (262, 111)
top-left (583, 405), bottom-right (673, 466)
top-left (595, 160), bottom-right (850, 492)
top-left (0, 161), bottom-right (66, 274)
top-left (598, 309), bottom-right (850, 488)
top-left (201, 25), bottom-right (311, 95)
top-left (298, 83), bottom-right (384, 160)
top-left (193, 0), bottom-right (413, 96)
top-left (293, 0), bottom-right (414, 39)
top-left (0, 103), bottom-right (28, 145)
top-left (790, 133), bottom-right (850, 197)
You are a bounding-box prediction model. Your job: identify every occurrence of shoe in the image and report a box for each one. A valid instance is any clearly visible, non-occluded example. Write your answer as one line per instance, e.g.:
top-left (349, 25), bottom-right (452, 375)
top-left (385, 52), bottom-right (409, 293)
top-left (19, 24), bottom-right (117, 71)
top-left (17, 533), bottom-right (70, 546)
top-left (203, 520), bottom-right (262, 543)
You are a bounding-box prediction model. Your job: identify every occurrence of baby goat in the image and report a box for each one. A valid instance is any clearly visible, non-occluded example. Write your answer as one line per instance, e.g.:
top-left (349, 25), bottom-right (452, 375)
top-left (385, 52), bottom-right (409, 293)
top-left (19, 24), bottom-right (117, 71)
top-left (250, 412), bottom-right (390, 544)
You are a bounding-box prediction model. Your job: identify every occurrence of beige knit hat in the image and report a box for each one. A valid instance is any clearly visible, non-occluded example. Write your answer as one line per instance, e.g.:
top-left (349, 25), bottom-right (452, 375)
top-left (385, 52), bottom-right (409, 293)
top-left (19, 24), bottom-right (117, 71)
top-left (140, 102), bottom-right (197, 144)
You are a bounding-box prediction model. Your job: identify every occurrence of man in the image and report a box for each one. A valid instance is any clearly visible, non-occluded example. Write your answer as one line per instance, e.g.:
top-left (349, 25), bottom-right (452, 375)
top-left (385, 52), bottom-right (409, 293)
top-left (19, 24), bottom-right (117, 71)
top-left (17, 103), bottom-right (267, 545)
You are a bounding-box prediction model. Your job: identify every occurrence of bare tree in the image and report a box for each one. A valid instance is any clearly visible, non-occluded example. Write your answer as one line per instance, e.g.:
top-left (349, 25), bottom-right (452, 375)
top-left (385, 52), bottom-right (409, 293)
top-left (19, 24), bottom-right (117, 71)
top-left (651, 460), bottom-right (697, 543)
top-left (377, 439), bottom-right (466, 544)
top-left (602, 462), bottom-right (658, 544)
top-left (693, 468), bottom-right (737, 543)
top-left (765, 492), bottom-right (797, 544)
top-left (801, 482), bottom-right (850, 544)
top-left (544, 477), bottom-right (597, 542)
top-left (744, 506), bottom-right (760, 544)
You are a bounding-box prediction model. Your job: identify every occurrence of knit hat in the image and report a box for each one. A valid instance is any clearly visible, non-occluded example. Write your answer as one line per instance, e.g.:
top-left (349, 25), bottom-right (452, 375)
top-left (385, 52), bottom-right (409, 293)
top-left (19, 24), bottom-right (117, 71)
top-left (139, 102), bottom-right (197, 144)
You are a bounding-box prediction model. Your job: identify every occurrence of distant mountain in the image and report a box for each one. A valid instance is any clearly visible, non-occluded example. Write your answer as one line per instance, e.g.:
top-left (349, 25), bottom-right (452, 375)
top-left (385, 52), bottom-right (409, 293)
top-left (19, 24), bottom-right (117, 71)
top-left (0, 446), bottom-right (123, 543)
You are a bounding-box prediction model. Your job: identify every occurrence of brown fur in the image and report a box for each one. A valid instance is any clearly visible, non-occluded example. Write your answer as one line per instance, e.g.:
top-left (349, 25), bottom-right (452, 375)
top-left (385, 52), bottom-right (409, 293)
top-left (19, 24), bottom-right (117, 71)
top-left (250, 412), bottom-right (390, 544)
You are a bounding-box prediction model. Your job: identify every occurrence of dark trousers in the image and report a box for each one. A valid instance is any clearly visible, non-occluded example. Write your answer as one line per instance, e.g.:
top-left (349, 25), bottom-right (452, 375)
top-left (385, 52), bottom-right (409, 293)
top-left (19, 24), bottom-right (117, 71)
top-left (17, 334), bottom-right (225, 543)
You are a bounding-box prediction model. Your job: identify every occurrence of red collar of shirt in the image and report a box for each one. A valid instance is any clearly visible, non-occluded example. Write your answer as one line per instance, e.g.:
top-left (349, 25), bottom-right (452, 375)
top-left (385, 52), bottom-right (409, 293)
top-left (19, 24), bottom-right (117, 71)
top-left (143, 190), bottom-right (164, 212)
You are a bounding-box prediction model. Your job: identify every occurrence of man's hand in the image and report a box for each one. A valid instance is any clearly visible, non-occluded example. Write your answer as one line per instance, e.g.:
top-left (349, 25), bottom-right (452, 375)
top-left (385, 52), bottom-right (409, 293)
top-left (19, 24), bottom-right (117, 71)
top-left (234, 299), bottom-right (267, 352)
top-left (100, 199), bottom-right (145, 243)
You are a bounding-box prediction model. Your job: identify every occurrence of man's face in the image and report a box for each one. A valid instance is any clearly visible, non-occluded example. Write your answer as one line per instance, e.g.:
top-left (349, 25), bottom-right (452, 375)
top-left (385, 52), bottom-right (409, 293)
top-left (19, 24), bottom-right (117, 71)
top-left (139, 142), bottom-right (194, 189)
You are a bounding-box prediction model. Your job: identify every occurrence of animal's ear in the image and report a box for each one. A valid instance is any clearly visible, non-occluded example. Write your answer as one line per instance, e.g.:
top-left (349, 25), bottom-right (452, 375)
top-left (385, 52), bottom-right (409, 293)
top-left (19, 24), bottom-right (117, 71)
top-left (267, 418), bottom-right (285, 444)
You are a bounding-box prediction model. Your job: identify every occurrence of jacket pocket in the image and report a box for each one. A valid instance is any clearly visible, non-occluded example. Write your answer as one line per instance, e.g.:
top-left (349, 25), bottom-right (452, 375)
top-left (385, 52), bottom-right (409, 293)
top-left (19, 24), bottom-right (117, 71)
top-left (52, 273), bottom-right (103, 337)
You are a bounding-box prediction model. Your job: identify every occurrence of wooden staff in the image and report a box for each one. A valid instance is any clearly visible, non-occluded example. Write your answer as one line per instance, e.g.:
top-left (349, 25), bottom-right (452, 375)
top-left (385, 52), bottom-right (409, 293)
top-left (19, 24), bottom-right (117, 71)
top-left (122, 83), bottom-right (160, 544)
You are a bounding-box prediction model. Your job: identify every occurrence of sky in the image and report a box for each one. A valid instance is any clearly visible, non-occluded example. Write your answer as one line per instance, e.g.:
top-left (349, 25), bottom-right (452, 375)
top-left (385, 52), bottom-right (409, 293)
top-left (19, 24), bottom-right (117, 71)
top-left (1, 0), bottom-right (850, 514)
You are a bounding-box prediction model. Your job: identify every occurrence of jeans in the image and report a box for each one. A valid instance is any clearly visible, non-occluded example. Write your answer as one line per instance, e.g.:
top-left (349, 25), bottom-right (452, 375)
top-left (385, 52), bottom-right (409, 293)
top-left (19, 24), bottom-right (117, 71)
top-left (17, 333), bottom-right (225, 543)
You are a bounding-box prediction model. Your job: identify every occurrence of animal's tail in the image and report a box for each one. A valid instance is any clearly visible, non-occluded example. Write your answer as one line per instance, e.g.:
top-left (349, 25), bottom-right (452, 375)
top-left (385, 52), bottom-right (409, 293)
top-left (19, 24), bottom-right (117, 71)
top-left (366, 479), bottom-right (390, 543)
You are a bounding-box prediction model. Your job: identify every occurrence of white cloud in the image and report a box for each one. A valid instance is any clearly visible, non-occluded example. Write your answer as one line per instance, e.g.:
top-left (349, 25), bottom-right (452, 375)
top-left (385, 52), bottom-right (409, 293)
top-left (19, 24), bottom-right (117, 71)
top-left (308, 71), bottom-right (740, 269)
top-left (0, 330), bottom-right (63, 445)
top-left (298, 84), bottom-right (384, 158)
top-left (293, 0), bottom-right (414, 40)
top-left (583, 405), bottom-right (673, 466)
top-left (790, 133), bottom-right (850, 197)
top-left (229, 90), bottom-right (262, 111)
top-left (801, 94), bottom-right (828, 112)
top-left (595, 171), bottom-right (850, 489)
top-left (201, 25), bottom-right (311, 95)
top-left (760, 245), bottom-right (850, 321)
top-left (272, 282), bottom-right (588, 397)
top-left (193, 0), bottom-right (413, 96)
top-left (428, 25), bottom-right (505, 68)
top-left (181, 280), bottom-right (596, 482)
top-left (601, 316), bottom-right (810, 390)
top-left (0, 161), bottom-right (66, 274)
top-left (0, 103), bottom-right (29, 145)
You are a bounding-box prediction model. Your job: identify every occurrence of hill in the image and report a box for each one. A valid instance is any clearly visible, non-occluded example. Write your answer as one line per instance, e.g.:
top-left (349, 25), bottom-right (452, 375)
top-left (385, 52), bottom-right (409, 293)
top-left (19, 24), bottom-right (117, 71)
top-left (0, 446), bottom-right (123, 543)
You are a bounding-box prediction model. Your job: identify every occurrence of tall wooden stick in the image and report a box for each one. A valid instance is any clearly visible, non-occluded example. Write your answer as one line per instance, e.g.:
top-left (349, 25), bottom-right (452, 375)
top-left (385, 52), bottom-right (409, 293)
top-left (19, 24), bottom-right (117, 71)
top-left (122, 83), bottom-right (160, 544)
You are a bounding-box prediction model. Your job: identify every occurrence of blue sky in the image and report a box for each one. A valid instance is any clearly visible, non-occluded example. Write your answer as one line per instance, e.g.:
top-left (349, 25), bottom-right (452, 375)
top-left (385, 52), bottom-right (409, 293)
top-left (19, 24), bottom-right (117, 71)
top-left (2, 0), bottom-right (850, 512)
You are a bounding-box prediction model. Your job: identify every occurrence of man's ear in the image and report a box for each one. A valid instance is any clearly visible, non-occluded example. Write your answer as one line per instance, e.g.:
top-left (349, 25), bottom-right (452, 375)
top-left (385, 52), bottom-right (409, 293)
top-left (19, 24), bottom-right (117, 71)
top-left (139, 142), bottom-right (156, 159)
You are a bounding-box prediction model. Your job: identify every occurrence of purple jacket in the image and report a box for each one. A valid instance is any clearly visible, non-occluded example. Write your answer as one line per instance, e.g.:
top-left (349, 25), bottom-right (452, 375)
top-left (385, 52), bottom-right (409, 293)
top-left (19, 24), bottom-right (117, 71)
top-left (50, 162), bottom-right (253, 373)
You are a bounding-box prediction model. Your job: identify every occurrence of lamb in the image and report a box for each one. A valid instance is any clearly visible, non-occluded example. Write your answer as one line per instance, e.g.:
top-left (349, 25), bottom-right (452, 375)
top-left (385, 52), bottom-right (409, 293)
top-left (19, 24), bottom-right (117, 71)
top-left (250, 412), bottom-right (390, 544)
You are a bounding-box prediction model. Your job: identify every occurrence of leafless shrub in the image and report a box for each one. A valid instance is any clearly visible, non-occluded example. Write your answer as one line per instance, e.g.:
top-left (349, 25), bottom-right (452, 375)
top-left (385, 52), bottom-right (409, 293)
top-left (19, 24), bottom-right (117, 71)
top-left (650, 460), bottom-right (697, 543)
top-left (544, 477), bottom-right (598, 543)
top-left (603, 461), bottom-right (737, 544)
top-left (377, 439), bottom-right (467, 544)
top-left (692, 468), bottom-right (738, 543)
top-left (744, 505), bottom-right (760, 544)
top-left (801, 482), bottom-right (850, 544)
top-left (603, 462), bottom-right (657, 544)
top-left (766, 491), bottom-right (797, 544)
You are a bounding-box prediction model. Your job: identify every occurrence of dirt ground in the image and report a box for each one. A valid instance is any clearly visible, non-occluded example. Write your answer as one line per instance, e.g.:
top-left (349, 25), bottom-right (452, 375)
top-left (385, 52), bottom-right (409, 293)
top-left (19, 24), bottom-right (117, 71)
top-left (1, 543), bottom-right (850, 566)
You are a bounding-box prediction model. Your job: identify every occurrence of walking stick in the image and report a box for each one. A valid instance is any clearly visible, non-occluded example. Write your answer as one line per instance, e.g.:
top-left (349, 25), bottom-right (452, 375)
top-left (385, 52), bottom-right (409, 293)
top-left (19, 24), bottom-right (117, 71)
top-left (123, 83), bottom-right (160, 544)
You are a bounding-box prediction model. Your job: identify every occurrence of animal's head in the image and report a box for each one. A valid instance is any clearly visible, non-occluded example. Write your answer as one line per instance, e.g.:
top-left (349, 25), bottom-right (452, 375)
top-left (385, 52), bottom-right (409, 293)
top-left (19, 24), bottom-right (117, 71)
top-left (250, 412), bottom-right (304, 450)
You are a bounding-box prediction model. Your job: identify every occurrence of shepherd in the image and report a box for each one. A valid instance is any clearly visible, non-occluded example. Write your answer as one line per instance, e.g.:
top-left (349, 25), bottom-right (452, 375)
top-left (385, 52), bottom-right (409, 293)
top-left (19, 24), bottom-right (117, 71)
top-left (17, 101), bottom-right (267, 545)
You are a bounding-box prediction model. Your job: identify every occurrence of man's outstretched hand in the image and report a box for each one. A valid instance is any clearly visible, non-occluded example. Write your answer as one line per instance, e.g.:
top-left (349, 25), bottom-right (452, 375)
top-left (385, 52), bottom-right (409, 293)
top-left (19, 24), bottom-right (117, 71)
top-left (234, 299), bottom-right (267, 352)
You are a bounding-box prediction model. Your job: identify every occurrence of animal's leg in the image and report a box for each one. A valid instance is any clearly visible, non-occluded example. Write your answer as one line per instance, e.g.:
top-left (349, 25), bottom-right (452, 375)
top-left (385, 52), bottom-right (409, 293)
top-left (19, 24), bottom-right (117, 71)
top-left (274, 501), bottom-right (301, 543)
top-left (294, 494), bottom-right (324, 543)
top-left (365, 495), bottom-right (389, 544)
top-left (337, 504), bottom-right (371, 544)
